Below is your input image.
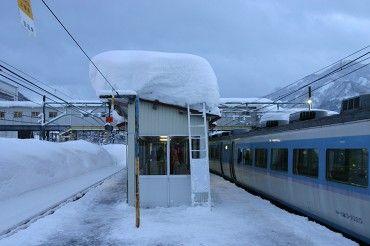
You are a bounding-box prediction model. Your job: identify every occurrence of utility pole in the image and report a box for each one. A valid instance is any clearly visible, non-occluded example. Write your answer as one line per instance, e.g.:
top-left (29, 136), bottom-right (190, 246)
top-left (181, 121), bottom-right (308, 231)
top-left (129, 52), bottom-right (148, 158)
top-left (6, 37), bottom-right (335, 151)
top-left (40, 95), bottom-right (46, 140)
top-left (307, 86), bottom-right (313, 110)
top-left (134, 96), bottom-right (140, 228)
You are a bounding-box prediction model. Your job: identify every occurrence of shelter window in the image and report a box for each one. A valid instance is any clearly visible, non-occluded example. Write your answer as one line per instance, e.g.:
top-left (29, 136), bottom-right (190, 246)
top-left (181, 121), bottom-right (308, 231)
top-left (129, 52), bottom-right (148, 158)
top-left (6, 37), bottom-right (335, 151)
top-left (244, 148), bottom-right (253, 166)
top-left (139, 137), bottom-right (167, 175)
top-left (13, 111), bottom-right (22, 118)
top-left (293, 149), bottom-right (318, 178)
top-left (271, 148), bottom-right (288, 172)
top-left (255, 149), bottom-right (267, 168)
top-left (326, 149), bottom-right (368, 187)
top-left (170, 137), bottom-right (190, 175)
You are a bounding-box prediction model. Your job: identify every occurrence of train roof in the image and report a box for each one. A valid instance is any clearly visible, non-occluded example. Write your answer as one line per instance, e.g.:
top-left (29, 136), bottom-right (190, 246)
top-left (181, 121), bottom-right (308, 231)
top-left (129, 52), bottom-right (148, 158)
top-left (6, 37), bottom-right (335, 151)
top-left (210, 108), bottom-right (370, 141)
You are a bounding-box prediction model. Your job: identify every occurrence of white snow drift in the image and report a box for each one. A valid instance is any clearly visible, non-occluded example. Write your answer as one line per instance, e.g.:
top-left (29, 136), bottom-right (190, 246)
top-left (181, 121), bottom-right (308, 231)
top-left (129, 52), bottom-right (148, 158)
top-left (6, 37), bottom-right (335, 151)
top-left (89, 50), bottom-right (220, 112)
top-left (0, 138), bottom-right (115, 202)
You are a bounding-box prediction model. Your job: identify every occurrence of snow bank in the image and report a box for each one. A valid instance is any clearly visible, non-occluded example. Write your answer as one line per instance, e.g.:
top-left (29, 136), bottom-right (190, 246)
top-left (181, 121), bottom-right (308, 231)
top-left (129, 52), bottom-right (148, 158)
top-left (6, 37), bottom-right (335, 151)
top-left (89, 50), bottom-right (220, 112)
top-left (0, 138), bottom-right (114, 202)
top-left (102, 144), bottom-right (126, 167)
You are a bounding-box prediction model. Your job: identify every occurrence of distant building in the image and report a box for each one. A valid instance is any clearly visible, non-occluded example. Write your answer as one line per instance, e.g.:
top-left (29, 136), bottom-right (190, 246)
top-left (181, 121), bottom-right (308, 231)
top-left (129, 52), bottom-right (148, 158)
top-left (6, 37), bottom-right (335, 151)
top-left (0, 79), bottom-right (19, 101)
top-left (0, 80), bottom-right (125, 142)
top-left (0, 100), bottom-right (112, 140)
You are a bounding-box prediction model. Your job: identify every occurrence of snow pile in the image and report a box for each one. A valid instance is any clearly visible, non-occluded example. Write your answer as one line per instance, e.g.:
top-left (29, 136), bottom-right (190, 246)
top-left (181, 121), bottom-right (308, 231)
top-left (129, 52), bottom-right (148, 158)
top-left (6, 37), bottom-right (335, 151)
top-left (89, 50), bottom-right (220, 112)
top-left (102, 144), bottom-right (126, 167)
top-left (0, 138), bottom-right (115, 202)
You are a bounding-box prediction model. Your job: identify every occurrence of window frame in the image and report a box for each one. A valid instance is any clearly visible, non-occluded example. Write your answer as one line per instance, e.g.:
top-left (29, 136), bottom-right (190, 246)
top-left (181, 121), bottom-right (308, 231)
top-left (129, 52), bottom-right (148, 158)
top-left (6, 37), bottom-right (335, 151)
top-left (293, 148), bottom-right (319, 178)
top-left (326, 148), bottom-right (368, 188)
top-left (139, 136), bottom-right (168, 175)
top-left (243, 148), bottom-right (254, 166)
top-left (270, 148), bottom-right (288, 172)
top-left (255, 148), bottom-right (268, 169)
top-left (13, 111), bottom-right (23, 118)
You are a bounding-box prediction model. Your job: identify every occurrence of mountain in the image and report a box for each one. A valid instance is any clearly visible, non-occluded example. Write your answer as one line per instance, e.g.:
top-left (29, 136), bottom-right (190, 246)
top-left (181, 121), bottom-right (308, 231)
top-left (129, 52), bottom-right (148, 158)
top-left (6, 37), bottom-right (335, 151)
top-left (269, 61), bottom-right (370, 112)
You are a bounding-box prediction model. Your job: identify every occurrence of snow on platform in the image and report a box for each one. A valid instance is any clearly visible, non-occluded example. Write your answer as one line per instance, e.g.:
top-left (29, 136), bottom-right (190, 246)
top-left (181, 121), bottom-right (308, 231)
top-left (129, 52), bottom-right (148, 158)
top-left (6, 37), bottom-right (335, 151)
top-left (0, 166), bottom-right (121, 235)
top-left (1, 172), bottom-right (355, 246)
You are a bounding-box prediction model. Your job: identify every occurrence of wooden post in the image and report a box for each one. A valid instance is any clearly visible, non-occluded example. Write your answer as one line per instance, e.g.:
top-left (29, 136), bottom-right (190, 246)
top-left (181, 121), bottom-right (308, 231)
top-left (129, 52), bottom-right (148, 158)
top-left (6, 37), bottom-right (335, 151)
top-left (134, 96), bottom-right (140, 228)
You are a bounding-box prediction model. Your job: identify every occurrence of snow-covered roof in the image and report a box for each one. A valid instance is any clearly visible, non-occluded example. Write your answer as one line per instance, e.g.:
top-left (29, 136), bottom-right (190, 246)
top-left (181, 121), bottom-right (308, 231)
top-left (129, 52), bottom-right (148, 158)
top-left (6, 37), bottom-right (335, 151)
top-left (0, 101), bottom-right (40, 108)
top-left (89, 50), bottom-right (220, 113)
top-left (260, 108), bottom-right (338, 123)
top-left (219, 98), bottom-right (272, 104)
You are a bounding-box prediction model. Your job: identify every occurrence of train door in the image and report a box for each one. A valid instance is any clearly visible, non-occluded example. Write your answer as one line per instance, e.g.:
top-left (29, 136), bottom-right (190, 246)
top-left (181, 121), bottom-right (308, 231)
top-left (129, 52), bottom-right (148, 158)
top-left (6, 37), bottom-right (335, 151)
top-left (221, 142), bottom-right (233, 179)
top-left (230, 141), bottom-right (236, 181)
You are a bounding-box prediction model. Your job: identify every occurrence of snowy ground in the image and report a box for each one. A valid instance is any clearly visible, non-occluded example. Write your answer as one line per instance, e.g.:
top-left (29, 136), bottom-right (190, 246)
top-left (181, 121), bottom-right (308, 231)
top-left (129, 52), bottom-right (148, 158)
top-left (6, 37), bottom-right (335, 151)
top-left (0, 139), bottom-right (125, 237)
top-left (1, 170), bottom-right (356, 246)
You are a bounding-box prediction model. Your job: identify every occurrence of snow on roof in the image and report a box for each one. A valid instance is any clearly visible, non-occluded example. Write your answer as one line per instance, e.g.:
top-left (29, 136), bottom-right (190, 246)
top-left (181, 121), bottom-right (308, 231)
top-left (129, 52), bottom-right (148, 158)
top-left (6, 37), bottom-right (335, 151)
top-left (260, 108), bottom-right (338, 123)
top-left (219, 98), bottom-right (272, 104)
top-left (89, 50), bottom-right (220, 112)
top-left (0, 101), bottom-right (41, 108)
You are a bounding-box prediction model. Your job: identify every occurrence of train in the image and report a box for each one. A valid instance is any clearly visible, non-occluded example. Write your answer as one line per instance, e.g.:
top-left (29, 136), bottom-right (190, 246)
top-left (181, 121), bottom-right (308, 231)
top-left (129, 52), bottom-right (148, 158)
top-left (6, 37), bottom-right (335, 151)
top-left (209, 94), bottom-right (370, 243)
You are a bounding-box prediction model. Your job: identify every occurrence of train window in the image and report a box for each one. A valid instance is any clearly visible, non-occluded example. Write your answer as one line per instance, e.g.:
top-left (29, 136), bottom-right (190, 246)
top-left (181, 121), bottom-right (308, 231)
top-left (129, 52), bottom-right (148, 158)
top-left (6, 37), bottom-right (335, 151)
top-left (237, 148), bottom-right (244, 165)
top-left (326, 149), bottom-right (368, 187)
top-left (209, 144), bottom-right (221, 165)
top-left (244, 148), bottom-right (253, 166)
top-left (293, 149), bottom-right (318, 178)
top-left (255, 149), bottom-right (267, 168)
top-left (354, 97), bottom-right (360, 109)
top-left (270, 148), bottom-right (288, 172)
top-left (348, 99), bottom-right (354, 110)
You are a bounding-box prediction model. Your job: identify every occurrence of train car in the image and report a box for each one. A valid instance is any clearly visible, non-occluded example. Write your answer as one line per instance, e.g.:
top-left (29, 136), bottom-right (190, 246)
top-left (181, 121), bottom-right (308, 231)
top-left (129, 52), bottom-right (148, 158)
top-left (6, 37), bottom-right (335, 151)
top-left (209, 94), bottom-right (370, 243)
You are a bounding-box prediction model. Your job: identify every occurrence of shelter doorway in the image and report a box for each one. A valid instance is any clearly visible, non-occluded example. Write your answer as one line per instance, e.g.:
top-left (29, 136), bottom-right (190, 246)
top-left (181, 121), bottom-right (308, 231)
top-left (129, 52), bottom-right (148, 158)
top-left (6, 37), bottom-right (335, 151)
top-left (139, 136), bottom-right (191, 207)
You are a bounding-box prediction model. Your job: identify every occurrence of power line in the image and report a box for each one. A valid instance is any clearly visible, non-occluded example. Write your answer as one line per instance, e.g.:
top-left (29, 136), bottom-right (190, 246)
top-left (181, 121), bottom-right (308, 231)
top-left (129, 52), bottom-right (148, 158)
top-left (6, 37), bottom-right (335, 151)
top-left (264, 44), bottom-right (370, 99)
top-left (272, 52), bottom-right (369, 102)
top-left (0, 59), bottom-right (75, 101)
top-left (0, 65), bottom-right (105, 123)
top-left (41, 0), bottom-right (119, 96)
top-left (254, 52), bottom-right (370, 112)
top-left (287, 62), bottom-right (370, 106)
top-left (0, 71), bottom-right (104, 126)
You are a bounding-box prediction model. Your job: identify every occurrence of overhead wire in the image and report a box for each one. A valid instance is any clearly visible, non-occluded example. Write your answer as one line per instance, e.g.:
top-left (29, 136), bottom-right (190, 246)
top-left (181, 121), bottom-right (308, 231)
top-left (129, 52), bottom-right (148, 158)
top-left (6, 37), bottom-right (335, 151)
top-left (263, 44), bottom-right (370, 100)
top-left (287, 62), bottom-right (370, 106)
top-left (0, 64), bottom-right (105, 124)
top-left (253, 51), bottom-right (370, 112)
top-left (40, 0), bottom-right (119, 96)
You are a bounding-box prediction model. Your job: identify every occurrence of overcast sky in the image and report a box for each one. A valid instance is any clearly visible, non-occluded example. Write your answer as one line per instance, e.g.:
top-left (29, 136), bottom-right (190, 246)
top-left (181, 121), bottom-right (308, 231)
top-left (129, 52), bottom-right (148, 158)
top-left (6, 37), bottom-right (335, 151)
top-left (0, 0), bottom-right (369, 100)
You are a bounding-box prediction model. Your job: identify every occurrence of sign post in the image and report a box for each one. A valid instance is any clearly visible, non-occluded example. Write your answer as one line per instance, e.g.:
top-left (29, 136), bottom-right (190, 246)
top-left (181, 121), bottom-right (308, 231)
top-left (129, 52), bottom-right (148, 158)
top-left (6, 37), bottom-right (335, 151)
top-left (17, 0), bottom-right (36, 36)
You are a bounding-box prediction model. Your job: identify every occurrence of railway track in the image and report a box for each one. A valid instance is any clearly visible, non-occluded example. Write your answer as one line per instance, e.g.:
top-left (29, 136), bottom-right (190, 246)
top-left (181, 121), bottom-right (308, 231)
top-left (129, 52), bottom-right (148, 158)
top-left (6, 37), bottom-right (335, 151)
top-left (0, 169), bottom-right (124, 239)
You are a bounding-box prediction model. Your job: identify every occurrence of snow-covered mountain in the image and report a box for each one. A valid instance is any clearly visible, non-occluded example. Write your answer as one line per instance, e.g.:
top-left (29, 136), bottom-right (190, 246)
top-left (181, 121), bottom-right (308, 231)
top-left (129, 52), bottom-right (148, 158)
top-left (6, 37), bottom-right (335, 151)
top-left (269, 61), bottom-right (370, 111)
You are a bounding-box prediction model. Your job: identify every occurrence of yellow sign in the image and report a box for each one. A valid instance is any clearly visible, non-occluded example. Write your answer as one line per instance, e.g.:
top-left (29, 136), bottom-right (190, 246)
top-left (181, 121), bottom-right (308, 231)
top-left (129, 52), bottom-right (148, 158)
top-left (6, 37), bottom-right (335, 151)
top-left (17, 0), bottom-right (36, 36)
top-left (18, 0), bottom-right (33, 19)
